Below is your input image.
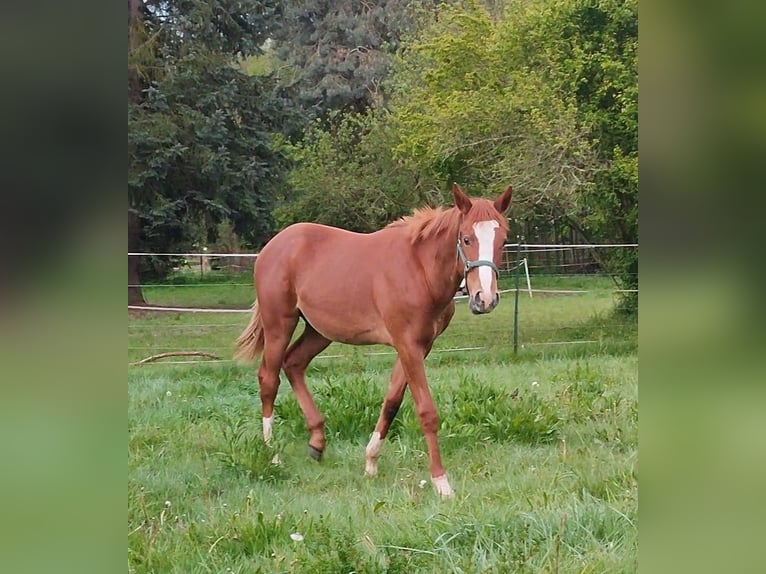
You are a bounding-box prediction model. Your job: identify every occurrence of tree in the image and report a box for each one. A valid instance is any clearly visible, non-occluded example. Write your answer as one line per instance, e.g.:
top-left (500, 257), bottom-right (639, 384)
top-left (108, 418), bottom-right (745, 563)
top-left (275, 111), bottom-right (441, 232)
top-left (270, 0), bottom-right (440, 118)
top-left (128, 0), bottom-right (288, 304)
top-left (549, 0), bottom-right (638, 311)
top-left (388, 0), bottom-right (637, 310)
top-left (390, 1), bottom-right (598, 209)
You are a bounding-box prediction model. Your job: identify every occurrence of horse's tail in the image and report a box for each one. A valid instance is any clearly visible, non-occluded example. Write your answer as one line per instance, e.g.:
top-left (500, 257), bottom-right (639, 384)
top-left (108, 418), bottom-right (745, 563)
top-left (234, 300), bottom-right (265, 364)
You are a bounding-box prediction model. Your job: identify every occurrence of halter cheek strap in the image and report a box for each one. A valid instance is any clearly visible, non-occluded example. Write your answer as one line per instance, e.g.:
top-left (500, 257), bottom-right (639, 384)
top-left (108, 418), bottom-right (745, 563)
top-left (456, 240), bottom-right (500, 277)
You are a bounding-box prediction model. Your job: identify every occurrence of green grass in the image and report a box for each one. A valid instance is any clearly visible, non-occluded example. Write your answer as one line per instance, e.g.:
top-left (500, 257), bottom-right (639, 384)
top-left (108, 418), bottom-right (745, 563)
top-left (139, 270), bottom-right (254, 309)
top-left (128, 275), bottom-right (637, 573)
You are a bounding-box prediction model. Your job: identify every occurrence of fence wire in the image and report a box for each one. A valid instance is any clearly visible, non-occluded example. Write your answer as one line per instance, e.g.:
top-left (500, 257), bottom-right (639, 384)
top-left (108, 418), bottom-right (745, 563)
top-left (128, 244), bottom-right (637, 366)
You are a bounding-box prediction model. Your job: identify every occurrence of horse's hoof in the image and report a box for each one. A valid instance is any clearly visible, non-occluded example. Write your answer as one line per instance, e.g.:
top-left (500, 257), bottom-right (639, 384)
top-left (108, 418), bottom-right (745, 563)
top-left (432, 474), bottom-right (454, 498)
top-left (307, 444), bottom-right (324, 461)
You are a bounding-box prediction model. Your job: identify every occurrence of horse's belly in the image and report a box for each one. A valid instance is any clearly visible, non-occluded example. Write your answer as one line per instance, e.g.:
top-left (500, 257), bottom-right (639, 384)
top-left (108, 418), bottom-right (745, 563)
top-left (299, 306), bottom-right (391, 346)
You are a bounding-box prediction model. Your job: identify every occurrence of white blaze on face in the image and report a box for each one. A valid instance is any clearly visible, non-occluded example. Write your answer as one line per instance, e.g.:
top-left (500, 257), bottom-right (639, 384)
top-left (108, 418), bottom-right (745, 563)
top-left (473, 220), bottom-right (500, 295)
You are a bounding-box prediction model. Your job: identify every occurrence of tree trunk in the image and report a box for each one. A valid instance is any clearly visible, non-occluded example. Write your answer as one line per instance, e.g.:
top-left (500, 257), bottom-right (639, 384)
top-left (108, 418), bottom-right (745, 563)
top-left (128, 2), bottom-right (146, 306)
top-left (128, 210), bottom-right (145, 305)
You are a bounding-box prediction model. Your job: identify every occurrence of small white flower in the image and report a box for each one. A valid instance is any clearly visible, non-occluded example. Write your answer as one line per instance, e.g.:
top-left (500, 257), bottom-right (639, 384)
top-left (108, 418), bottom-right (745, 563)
top-left (166, 390), bottom-right (172, 397)
top-left (164, 500), bottom-right (171, 508)
top-left (290, 532), bottom-right (304, 542)
top-left (418, 480), bottom-right (427, 489)
top-left (531, 381), bottom-right (539, 387)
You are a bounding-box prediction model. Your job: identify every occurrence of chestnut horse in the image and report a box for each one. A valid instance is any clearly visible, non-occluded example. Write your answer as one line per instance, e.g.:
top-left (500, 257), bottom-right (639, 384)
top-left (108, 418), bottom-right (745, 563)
top-left (235, 183), bottom-right (512, 497)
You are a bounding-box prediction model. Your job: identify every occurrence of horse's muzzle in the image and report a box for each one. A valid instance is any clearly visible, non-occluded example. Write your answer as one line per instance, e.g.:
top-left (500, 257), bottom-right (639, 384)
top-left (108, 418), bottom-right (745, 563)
top-left (469, 291), bottom-right (499, 315)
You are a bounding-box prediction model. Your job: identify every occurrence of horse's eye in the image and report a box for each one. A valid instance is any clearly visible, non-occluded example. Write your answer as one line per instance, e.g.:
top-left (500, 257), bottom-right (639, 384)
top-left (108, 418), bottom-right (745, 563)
top-left (463, 236), bottom-right (471, 246)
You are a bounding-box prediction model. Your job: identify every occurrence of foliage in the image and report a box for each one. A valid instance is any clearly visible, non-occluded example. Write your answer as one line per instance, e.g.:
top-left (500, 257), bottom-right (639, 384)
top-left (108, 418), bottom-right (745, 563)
top-left (275, 111), bottom-right (441, 232)
top-left (443, 377), bottom-right (560, 444)
top-left (388, 0), bottom-right (637, 308)
top-left (133, 0), bottom-right (280, 59)
top-left (269, 0), bottom-right (441, 118)
top-left (128, 1), bottom-right (290, 281)
top-left (128, 55), bottom-right (289, 249)
top-left (127, 0), bottom-right (638, 309)
top-left (390, 1), bottom-right (590, 209)
top-left (533, 0), bottom-right (638, 311)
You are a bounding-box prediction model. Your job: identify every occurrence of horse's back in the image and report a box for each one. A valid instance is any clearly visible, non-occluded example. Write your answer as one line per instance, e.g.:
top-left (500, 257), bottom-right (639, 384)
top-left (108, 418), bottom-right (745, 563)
top-left (256, 222), bottom-right (378, 276)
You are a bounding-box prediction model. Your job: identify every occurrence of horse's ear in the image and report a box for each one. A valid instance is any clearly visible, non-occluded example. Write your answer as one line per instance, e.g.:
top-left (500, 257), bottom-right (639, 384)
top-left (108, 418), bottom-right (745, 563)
top-left (452, 183), bottom-right (473, 214)
top-left (494, 185), bottom-right (513, 214)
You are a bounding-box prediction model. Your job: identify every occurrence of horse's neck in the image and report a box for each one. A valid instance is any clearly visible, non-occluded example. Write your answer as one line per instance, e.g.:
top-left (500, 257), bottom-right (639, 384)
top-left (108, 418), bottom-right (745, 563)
top-left (416, 232), bottom-right (462, 305)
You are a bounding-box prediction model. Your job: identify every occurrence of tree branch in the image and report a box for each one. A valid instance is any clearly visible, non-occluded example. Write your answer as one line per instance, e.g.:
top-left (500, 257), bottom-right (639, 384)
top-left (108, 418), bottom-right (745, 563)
top-left (130, 351), bottom-right (222, 366)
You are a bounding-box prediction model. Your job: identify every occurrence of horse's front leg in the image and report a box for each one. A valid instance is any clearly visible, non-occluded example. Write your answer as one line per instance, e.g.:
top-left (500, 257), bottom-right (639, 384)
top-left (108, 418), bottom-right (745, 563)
top-left (365, 304), bottom-right (453, 478)
top-left (395, 341), bottom-right (453, 498)
top-left (365, 359), bottom-right (407, 476)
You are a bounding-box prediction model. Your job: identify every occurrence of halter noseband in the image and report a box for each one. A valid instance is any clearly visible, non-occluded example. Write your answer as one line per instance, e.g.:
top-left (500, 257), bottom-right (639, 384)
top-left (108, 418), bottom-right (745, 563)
top-left (456, 238), bottom-right (499, 278)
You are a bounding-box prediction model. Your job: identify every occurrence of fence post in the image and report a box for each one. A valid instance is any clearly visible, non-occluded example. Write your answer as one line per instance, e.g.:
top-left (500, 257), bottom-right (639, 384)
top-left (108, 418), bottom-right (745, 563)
top-left (513, 235), bottom-right (522, 354)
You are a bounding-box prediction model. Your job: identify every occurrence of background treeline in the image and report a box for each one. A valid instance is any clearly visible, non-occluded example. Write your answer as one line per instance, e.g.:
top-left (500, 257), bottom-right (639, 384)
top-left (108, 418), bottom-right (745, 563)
top-left (128, 0), bottom-right (637, 310)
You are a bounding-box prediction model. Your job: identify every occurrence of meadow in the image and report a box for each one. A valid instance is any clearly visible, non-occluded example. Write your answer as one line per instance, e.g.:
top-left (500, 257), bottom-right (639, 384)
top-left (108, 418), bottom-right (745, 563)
top-left (128, 272), bottom-right (637, 573)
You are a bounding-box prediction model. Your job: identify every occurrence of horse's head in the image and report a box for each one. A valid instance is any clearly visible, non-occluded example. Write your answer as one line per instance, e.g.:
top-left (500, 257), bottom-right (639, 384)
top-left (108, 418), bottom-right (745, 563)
top-left (453, 183), bottom-right (513, 314)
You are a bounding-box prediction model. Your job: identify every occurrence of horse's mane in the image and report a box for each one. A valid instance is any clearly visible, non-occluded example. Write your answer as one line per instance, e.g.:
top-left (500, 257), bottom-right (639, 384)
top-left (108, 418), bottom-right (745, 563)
top-left (387, 207), bottom-right (461, 243)
top-left (387, 200), bottom-right (508, 244)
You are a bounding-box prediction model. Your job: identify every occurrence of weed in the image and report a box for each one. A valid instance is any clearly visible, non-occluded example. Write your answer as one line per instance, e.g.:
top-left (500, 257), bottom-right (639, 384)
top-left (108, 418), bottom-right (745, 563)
top-left (216, 414), bottom-right (288, 483)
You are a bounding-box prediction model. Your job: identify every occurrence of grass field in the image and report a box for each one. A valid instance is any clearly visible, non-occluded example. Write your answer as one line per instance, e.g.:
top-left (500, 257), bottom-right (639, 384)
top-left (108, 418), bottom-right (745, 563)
top-left (128, 273), bottom-right (637, 573)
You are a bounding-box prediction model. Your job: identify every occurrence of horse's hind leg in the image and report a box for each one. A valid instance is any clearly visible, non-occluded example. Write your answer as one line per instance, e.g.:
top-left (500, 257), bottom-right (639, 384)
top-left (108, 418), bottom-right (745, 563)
top-left (282, 323), bottom-right (331, 460)
top-left (258, 314), bottom-right (298, 449)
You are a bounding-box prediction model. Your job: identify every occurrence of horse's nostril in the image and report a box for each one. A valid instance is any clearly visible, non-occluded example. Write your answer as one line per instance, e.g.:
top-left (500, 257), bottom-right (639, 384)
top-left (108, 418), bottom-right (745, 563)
top-left (468, 292), bottom-right (483, 314)
top-left (493, 292), bottom-right (499, 306)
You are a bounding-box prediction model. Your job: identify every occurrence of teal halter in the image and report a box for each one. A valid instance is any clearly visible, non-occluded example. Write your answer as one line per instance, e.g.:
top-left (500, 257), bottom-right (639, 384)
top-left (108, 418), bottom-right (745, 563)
top-left (456, 239), bottom-right (500, 278)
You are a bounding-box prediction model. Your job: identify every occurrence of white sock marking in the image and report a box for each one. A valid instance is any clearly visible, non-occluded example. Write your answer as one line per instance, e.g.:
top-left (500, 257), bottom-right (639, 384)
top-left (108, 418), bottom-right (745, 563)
top-left (365, 431), bottom-right (383, 476)
top-left (263, 416), bottom-right (273, 443)
top-left (431, 474), bottom-right (454, 498)
top-left (263, 417), bottom-right (281, 464)
top-left (473, 220), bottom-right (499, 300)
